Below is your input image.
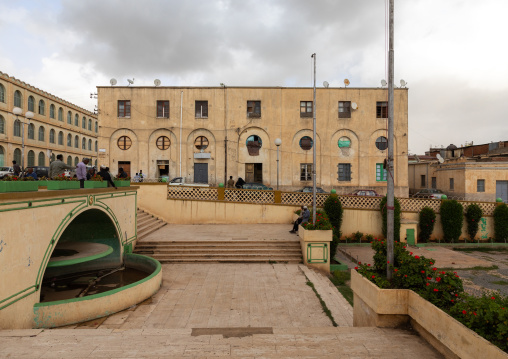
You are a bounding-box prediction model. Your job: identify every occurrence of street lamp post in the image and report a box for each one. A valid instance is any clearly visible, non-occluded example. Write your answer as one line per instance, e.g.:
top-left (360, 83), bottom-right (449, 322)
top-left (275, 138), bottom-right (282, 190)
top-left (13, 107), bottom-right (34, 175)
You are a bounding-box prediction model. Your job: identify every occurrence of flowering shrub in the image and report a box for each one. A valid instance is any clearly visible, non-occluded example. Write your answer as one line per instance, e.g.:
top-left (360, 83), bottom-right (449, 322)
top-left (494, 203), bottom-right (508, 242)
top-left (301, 210), bottom-right (332, 230)
top-left (90, 174), bottom-right (104, 182)
top-left (1, 175), bottom-right (34, 181)
top-left (380, 196), bottom-right (401, 241)
top-left (52, 174), bottom-right (78, 181)
top-left (440, 199), bottom-right (463, 243)
top-left (418, 206), bottom-right (436, 243)
top-left (465, 203), bottom-right (483, 241)
top-left (353, 231), bottom-right (363, 243)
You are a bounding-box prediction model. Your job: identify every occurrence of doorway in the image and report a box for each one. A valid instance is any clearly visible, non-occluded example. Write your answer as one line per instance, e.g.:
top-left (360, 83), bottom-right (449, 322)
top-left (245, 163), bottom-right (263, 183)
top-left (157, 160), bottom-right (169, 178)
top-left (118, 161), bottom-right (131, 177)
top-left (194, 163), bottom-right (208, 183)
top-left (497, 181), bottom-right (508, 203)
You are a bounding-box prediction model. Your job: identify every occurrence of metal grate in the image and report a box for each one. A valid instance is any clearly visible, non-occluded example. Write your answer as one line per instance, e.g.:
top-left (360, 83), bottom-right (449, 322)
top-left (225, 188), bottom-right (274, 204)
top-left (167, 186), bottom-right (218, 201)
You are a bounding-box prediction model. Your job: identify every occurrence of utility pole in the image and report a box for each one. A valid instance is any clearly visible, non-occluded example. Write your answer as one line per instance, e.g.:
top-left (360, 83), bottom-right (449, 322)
top-left (311, 53), bottom-right (317, 225)
top-left (387, 0), bottom-right (395, 280)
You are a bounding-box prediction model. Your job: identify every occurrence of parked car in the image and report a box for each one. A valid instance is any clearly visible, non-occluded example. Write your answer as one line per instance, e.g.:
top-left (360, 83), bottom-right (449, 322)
top-left (348, 189), bottom-right (382, 197)
top-left (413, 189), bottom-right (446, 199)
top-left (30, 166), bottom-right (49, 179)
top-left (168, 177), bottom-right (209, 187)
top-left (297, 186), bottom-right (327, 193)
top-left (0, 166), bottom-right (13, 179)
top-left (241, 183), bottom-right (273, 190)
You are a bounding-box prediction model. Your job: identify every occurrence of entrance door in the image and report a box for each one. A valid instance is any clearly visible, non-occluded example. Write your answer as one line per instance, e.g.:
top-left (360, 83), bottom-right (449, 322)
top-left (194, 163), bottom-right (208, 183)
top-left (406, 229), bottom-right (415, 246)
top-left (157, 160), bottom-right (169, 178)
top-left (118, 161), bottom-right (131, 177)
top-left (497, 181), bottom-right (508, 203)
top-left (245, 163), bottom-right (262, 183)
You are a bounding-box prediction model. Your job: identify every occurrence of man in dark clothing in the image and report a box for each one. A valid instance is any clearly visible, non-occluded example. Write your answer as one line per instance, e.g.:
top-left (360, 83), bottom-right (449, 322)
top-left (290, 206), bottom-right (310, 233)
top-left (25, 167), bottom-right (38, 180)
top-left (12, 161), bottom-right (21, 176)
top-left (97, 166), bottom-right (117, 189)
top-left (117, 167), bottom-right (128, 179)
top-left (235, 177), bottom-right (245, 188)
top-left (227, 176), bottom-right (235, 188)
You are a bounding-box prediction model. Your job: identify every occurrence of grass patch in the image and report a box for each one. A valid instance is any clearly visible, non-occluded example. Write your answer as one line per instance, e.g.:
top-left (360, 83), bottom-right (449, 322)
top-left (438, 265), bottom-right (499, 271)
top-left (305, 279), bottom-right (337, 327)
top-left (491, 280), bottom-right (508, 285)
top-left (330, 270), bottom-right (354, 307)
top-left (453, 247), bottom-right (508, 253)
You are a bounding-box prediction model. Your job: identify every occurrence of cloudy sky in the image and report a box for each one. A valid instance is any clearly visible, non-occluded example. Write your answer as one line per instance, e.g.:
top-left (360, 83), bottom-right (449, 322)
top-left (1, 0), bottom-right (506, 154)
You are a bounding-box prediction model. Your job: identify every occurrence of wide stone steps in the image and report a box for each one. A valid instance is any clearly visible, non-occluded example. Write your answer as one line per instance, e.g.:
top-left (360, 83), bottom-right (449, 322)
top-left (136, 208), bottom-right (168, 240)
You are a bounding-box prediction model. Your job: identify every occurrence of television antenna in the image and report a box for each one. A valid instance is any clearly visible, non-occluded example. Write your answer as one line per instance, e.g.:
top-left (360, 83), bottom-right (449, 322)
top-left (344, 79), bottom-right (350, 87)
top-left (110, 78), bottom-right (117, 86)
top-left (154, 79), bottom-right (161, 87)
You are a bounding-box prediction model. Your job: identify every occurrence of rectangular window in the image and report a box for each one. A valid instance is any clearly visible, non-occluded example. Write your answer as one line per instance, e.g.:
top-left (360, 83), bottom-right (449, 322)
top-left (338, 163), bottom-right (351, 182)
top-left (300, 101), bottom-right (313, 117)
top-left (450, 178), bottom-right (454, 190)
top-left (376, 163), bottom-right (387, 182)
top-left (247, 101), bottom-right (261, 118)
top-left (339, 101), bottom-right (351, 118)
top-left (431, 177), bottom-right (437, 189)
top-left (195, 101), bottom-right (208, 118)
top-left (477, 179), bottom-right (485, 192)
top-left (118, 100), bottom-right (131, 117)
top-left (300, 163), bottom-right (312, 181)
top-left (376, 102), bottom-right (388, 118)
top-left (421, 175), bottom-right (426, 187)
top-left (157, 100), bottom-right (169, 118)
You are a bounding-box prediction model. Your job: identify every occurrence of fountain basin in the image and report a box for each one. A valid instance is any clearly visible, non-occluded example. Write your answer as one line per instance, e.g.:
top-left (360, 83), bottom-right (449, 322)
top-left (33, 254), bottom-right (161, 328)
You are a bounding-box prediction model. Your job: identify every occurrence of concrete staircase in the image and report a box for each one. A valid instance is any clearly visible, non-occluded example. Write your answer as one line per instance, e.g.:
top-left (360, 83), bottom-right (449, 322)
top-left (134, 240), bottom-right (303, 263)
top-left (136, 208), bottom-right (167, 240)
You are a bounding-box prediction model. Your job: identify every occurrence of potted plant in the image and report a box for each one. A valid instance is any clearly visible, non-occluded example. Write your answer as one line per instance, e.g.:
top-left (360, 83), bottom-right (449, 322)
top-left (298, 209), bottom-right (333, 272)
top-left (47, 174), bottom-right (80, 190)
top-left (114, 176), bottom-right (131, 187)
top-left (0, 175), bottom-right (38, 193)
top-left (37, 176), bottom-right (50, 188)
top-left (84, 174), bottom-right (107, 188)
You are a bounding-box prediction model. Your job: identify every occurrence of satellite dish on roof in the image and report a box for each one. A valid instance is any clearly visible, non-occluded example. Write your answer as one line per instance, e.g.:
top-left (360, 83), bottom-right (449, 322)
top-left (323, 81), bottom-right (329, 88)
top-left (351, 102), bottom-right (358, 110)
top-left (436, 153), bottom-right (445, 163)
top-left (127, 78), bottom-right (134, 86)
top-left (154, 79), bottom-right (161, 87)
top-left (381, 79), bottom-right (387, 87)
top-left (344, 79), bottom-right (350, 87)
top-left (400, 79), bottom-right (407, 87)
top-left (110, 78), bottom-right (117, 86)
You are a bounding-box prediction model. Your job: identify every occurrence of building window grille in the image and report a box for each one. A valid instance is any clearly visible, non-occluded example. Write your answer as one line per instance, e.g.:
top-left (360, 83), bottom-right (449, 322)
top-left (39, 100), bottom-right (45, 115)
top-left (376, 101), bottom-right (388, 118)
top-left (376, 163), bottom-right (387, 181)
top-left (118, 100), bottom-right (131, 117)
top-left (28, 96), bottom-right (35, 112)
top-left (14, 91), bottom-right (22, 108)
top-left (300, 101), bottom-right (313, 117)
top-left (300, 164), bottom-right (313, 181)
top-left (339, 101), bottom-right (351, 118)
top-left (450, 178), bottom-right (454, 190)
top-left (477, 179), bottom-right (485, 192)
top-left (338, 163), bottom-right (351, 182)
top-left (432, 177), bottom-right (437, 189)
top-left (50, 104), bottom-right (55, 119)
top-left (38, 126), bottom-right (45, 141)
top-left (157, 101), bottom-right (169, 118)
top-left (247, 101), bottom-right (261, 118)
top-left (156, 136), bottom-right (171, 150)
top-left (421, 175), bottom-right (426, 187)
top-left (118, 136), bottom-right (132, 150)
top-left (375, 136), bottom-right (388, 150)
top-left (194, 136), bottom-right (209, 150)
top-left (195, 101), bottom-right (208, 118)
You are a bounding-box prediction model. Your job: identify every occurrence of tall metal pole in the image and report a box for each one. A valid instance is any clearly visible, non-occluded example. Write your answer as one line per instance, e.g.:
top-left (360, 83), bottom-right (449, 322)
top-left (21, 118), bottom-right (25, 174)
top-left (311, 53), bottom-right (317, 225)
top-left (386, 0), bottom-right (395, 280)
top-left (276, 146), bottom-right (280, 190)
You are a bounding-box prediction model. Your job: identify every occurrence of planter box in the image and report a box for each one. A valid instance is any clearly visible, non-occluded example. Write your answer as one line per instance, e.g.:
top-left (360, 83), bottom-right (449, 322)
top-left (114, 180), bottom-right (131, 187)
top-left (351, 270), bottom-right (507, 359)
top-left (84, 181), bottom-right (107, 189)
top-left (0, 181), bottom-right (38, 193)
top-left (298, 225), bottom-right (332, 273)
top-left (47, 181), bottom-right (80, 190)
top-left (37, 180), bottom-right (49, 187)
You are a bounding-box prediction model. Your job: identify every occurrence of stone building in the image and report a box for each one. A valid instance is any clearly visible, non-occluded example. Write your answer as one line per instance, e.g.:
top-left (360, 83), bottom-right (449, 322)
top-left (97, 85), bottom-right (409, 196)
top-left (0, 71), bottom-right (98, 170)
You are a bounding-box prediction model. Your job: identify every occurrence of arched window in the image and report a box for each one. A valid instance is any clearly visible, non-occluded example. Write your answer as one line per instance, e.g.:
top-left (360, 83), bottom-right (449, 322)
top-left (88, 119), bottom-right (92, 131)
top-left (194, 136), bottom-right (209, 150)
top-left (88, 139), bottom-right (92, 151)
top-left (338, 136), bottom-right (351, 148)
top-left (38, 100), bottom-right (45, 115)
top-left (74, 135), bottom-right (79, 148)
top-left (117, 136), bottom-right (132, 150)
top-left (58, 107), bottom-right (63, 121)
top-left (27, 150), bottom-right (35, 167)
top-left (67, 111), bottom-right (72, 124)
top-left (74, 114), bottom-right (79, 126)
top-left (14, 91), bottom-right (22, 108)
top-left (156, 136), bottom-right (170, 150)
top-left (49, 129), bottom-right (55, 143)
top-left (299, 136), bottom-right (313, 151)
top-left (14, 148), bottom-right (22, 164)
top-left (28, 123), bottom-right (35, 139)
top-left (28, 96), bottom-right (35, 112)
top-left (0, 146), bottom-right (4, 166)
top-left (246, 135), bottom-right (261, 156)
top-left (38, 126), bottom-right (45, 141)
top-left (14, 120), bottom-right (21, 137)
top-left (0, 83), bottom-right (5, 103)
top-left (67, 156), bottom-right (72, 166)
top-left (95, 141), bottom-right (98, 152)
top-left (0, 115), bottom-right (4, 134)
top-left (375, 136), bottom-right (388, 151)
top-left (58, 131), bottom-right (63, 145)
top-left (82, 137), bottom-right (86, 149)
top-left (74, 156), bottom-right (79, 166)
top-left (95, 121), bottom-right (98, 133)
top-left (82, 116), bottom-right (86, 129)
top-left (38, 152), bottom-right (45, 166)
top-left (67, 134), bottom-right (72, 146)
top-left (50, 104), bottom-right (55, 119)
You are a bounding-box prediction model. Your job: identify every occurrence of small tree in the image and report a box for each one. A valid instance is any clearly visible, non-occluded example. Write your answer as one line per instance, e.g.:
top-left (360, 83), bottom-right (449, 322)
top-left (324, 194), bottom-right (343, 258)
top-left (465, 203), bottom-right (483, 241)
top-left (418, 207), bottom-right (436, 242)
top-left (494, 203), bottom-right (508, 242)
top-left (440, 200), bottom-right (463, 243)
top-left (380, 196), bottom-right (401, 241)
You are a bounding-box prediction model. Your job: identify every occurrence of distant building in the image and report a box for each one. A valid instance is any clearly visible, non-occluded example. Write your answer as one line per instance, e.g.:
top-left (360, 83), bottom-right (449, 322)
top-left (409, 142), bottom-right (508, 202)
top-left (97, 86), bottom-right (409, 195)
top-left (0, 71), bottom-right (98, 170)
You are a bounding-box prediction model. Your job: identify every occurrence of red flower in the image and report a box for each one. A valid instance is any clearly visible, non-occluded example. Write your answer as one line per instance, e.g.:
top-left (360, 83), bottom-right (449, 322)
top-left (429, 262), bottom-right (433, 265)
top-left (473, 312), bottom-right (477, 316)
top-left (451, 300), bottom-right (454, 303)
top-left (394, 269), bottom-right (398, 272)
top-left (462, 310), bottom-right (467, 315)
top-left (367, 264), bottom-right (371, 267)
top-left (404, 275), bottom-right (407, 277)
top-left (492, 296), bottom-right (496, 300)
top-left (455, 294), bottom-right (458, 297)
top-left (387, 261), bottom-right (390, 264)
top-left (410, 252), bottom-right (413, 255)
top-left (436, 277), bottom-right (441, 282)
top-left (371, 275), bottom-right (375, 279)
top-left (355, 267), bottom-right (358, 270)
top-left (432, 268), bottom-right (437, 271)
top-left (426, 283), bottom-right (429, 286)
top-left (433, 289), bottom-right (439, 292)
top-left (427, 277), bottom-right (432, 280)
top-left (404, 246), bottom-right (406, 249)
top-left (421, 270), bottom-right (425, 273)
top-left (415, 255), bottom-right (420, 259)
top-left (358, 262), bottom-right (361, 264)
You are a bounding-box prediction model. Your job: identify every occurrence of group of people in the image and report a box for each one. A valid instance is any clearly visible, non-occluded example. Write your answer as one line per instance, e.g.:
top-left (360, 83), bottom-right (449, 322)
top-left (226, 176), bottom-right (245, 189)
top-left (132, 170), bottom-right (145, 183)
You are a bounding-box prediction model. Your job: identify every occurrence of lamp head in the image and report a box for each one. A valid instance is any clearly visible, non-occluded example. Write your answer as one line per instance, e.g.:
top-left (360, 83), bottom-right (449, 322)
top-left (13, 107), bottom-right (22, 116)
top-left (25, 111), bottom-right (34, 119)
top-left (274, 138), bottom-right (282, 146)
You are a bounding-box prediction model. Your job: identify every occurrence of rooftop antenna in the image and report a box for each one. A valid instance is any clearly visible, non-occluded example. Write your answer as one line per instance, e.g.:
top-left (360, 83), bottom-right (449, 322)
top-left (154, 79), bottom-right (161, 87)
top-left (400, 79), bottom-right (407, 88)
top-left (323, 81), bottom-right (329, 88)
top-left (127, 78), bottom-right (134, 86)
top-left (110, 78), bottom-right (117, 86)
top-left (381, 79), bottom-right (387, 87)
top-left (436, 153), bottom-right (445, 163)
top-left (344, 79), bottom-right (350, 87)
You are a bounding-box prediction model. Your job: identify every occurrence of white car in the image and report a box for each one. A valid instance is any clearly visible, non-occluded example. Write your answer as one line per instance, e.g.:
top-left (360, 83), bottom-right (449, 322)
top-left (0, 166), bottom-right (13, 179)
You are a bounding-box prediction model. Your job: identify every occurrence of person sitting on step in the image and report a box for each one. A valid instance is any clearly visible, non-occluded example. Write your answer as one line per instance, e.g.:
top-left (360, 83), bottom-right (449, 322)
top-left (289, 205), bottom-right (310, 234)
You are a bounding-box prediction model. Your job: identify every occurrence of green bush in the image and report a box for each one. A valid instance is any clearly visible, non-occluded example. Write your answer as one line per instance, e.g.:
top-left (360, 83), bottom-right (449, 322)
top-left (324, 195), bottom-right (344, 256)
top-left (380, 196), bottom-right (401, 241)
top-left (302, 209), bottom-right (332, 230)
top-left (465, 203), bottom-right (483, 241)
top-left (440, 200), bottom-right (463, 243)
top-left (418, 207), bottom-right (436, 243)
top-left (353, 231), bottom-right (363, 243)
top-left (494, 203), bottom-right (508, 242)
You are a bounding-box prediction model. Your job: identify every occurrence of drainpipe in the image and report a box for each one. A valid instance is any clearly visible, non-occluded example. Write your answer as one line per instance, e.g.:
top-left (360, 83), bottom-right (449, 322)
top-left (180, 91), bottom-right (183, 178)
top-left (223, 85), bottom-right (227, 183)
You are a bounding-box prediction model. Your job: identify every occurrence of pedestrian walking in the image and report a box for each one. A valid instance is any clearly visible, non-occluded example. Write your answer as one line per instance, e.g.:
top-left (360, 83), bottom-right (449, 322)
top-left (76, 158), bottom-right (89, 188)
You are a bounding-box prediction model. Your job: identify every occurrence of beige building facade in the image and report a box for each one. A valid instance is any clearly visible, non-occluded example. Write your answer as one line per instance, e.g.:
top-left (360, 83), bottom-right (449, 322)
top-left (0, 71), bottom-right (98, 170)
top-left (97, 86), bottom-right (409, 196)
